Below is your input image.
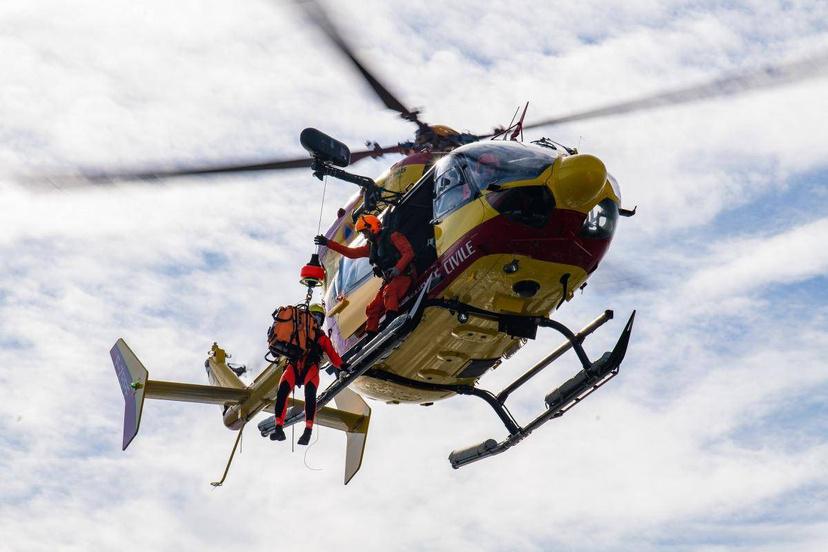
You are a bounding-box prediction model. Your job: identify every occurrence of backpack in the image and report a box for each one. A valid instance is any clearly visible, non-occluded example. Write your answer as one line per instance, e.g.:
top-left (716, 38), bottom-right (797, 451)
top-left (266, 305), bottom-right (320, 362)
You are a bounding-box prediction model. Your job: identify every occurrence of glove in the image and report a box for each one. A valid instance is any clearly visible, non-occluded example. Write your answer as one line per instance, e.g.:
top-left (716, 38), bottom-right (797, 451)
top-left (384, 267), bottom-right (400, 279)
top-left (314, 235), bottom-right (328, 246)
top-left (372, 265), bottom-right (384, 278)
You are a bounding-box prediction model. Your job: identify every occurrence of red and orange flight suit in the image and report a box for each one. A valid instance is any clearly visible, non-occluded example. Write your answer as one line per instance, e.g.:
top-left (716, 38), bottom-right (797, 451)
top-left (273, 330), bottom-right (343, 431)
top-left (326, 230), bottom-right (415, 334)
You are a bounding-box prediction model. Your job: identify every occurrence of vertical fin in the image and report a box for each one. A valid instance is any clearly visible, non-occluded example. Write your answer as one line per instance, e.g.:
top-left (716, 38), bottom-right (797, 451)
top-left (110, 339), bottom-right (149, 450)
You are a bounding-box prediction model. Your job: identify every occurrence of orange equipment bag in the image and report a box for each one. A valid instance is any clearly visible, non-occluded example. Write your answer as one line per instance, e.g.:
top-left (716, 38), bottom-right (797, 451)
top-left (267, 305), bottom-right (319, 361)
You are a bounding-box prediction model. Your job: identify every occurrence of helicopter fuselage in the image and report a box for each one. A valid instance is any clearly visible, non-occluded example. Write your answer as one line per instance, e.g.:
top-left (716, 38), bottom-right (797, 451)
top-left (319, 141), bottom-right (620, 404)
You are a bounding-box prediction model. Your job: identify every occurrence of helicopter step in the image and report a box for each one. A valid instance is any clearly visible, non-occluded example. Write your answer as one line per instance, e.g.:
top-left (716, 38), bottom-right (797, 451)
top-left (448, 310), bottom-right (635, 469)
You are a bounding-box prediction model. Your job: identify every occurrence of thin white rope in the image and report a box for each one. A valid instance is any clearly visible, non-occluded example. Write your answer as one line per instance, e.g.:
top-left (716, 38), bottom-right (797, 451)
top-left (303, 425), bottom-right (323, 472)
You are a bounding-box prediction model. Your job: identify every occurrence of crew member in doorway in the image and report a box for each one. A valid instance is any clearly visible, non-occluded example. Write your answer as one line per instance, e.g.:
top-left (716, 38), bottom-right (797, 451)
top-left (315, 214), bottom-right (415, 340)
top-left (271, 304), bottom-right (346, 445)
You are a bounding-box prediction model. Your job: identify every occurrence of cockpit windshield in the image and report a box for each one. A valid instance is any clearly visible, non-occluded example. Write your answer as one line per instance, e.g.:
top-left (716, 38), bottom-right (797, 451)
top-left (453, 141), bottom-right (558, 189)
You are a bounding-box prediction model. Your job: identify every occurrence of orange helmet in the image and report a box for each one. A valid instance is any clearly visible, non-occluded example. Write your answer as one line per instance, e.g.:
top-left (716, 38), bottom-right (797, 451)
top-left (355, 214), bottom-right (381, 235)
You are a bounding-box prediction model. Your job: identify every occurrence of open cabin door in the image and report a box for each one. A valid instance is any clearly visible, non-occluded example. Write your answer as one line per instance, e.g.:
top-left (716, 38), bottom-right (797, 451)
top-left (324, 170), bottom-right (437, 340)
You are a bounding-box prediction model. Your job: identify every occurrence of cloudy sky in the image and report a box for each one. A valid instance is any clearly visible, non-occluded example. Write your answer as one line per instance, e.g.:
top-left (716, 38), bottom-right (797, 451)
top-left (1, 1), bottom-right (827, 550)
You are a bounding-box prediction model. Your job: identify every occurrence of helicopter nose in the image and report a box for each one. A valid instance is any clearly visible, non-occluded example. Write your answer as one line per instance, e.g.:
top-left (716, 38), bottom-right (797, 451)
top-left (549, 154), bottom-right (607, 209)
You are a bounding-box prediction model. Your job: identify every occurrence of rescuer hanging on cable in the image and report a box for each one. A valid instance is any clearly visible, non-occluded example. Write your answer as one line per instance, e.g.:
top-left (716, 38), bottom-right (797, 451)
top-left (315, 214), bottom-right (415, 340)
top-left (271, 303), bottom-right (346, 445)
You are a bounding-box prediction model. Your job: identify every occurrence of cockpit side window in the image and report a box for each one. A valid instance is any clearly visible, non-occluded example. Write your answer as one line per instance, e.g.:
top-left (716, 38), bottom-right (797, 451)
top-left (433, 159), bottom-right (477, 220)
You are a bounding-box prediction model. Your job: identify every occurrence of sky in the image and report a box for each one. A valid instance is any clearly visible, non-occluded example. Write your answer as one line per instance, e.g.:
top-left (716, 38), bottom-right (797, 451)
top-left (1, 1), bottom-right (827, 550)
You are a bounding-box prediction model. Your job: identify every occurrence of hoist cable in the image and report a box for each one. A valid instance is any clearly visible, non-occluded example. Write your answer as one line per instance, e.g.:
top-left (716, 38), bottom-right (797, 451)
top-left (316, 175), bottom-right (328, 236)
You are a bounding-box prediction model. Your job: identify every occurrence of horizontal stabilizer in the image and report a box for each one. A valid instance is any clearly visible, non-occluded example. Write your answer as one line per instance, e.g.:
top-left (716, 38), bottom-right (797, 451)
top-left (260, 386), bottom-right (371, 484)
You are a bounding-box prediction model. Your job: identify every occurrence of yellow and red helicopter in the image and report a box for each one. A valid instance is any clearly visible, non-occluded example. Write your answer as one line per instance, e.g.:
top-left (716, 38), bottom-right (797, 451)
top-left (82, 2), bottom-right (828, 484)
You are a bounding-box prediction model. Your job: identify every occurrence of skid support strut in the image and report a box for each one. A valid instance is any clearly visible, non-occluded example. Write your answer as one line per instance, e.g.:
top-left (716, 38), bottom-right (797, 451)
top-left (443, 308), bottom-right (636, 469)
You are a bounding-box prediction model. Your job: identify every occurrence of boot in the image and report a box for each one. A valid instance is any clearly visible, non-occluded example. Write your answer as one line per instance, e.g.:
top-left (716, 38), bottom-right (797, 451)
top-left (297, 427), bottom-right (313, 446)
top-left (383, 310), bottom-right (399, 327)
top-left (269, 425), bottom-right (286, 441)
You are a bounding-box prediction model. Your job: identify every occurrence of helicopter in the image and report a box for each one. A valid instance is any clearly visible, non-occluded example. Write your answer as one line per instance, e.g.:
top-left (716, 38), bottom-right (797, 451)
top-left (94, 1), bottom-right (828, 485)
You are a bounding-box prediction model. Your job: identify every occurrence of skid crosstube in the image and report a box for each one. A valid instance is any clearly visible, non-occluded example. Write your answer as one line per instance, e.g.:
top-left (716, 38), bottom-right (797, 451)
top-left (448, 310), bottom-right (635, 469)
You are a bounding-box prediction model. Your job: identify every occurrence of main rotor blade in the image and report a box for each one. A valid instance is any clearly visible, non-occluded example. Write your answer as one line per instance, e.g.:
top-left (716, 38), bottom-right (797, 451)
top-left (295, 0), bottom-right (420, 123)
top-left (350, 143), bottom-right (406, 164)
top-left (43, 156), bottom-right (315, 185)
top-left (26, 144), bottom-right (406, 187)
top-left (524, 51), bottom-right (828, 130)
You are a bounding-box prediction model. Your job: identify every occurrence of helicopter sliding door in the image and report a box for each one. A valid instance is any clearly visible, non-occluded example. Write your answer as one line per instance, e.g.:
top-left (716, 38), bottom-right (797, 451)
top-left (391, 169), bottom-right (437, 275)
top-left (325, 171), bottom-right (437, 341)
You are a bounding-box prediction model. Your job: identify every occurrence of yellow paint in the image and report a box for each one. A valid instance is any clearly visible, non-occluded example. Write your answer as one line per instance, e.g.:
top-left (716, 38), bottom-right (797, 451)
top-left (441, 254), bottom-right (587, 315)
top-left (351, 253), bottom-right (590, 403)
top-left (430, 125), bottom-right (459, 137)
top-left (595, 178), bottom-right (621, 208)
top-left (434, 197), bottom-right (493, 255)
top-left (321, 149), bottom-right (623, 403)
top-left (326, 297), bottom-right (349, 317)
top-left (210, 342), bottom-right (227, 364)
top-left (382, 163), bottom-right (427, 195)
top-left (493, 293), bottom-right (526, 314)
top-left (450, 324), bottom-right (498, 343)
top-left (335, 276), bottom-right (381, 339)
top-left (549, 154), bottom-right (608, 211)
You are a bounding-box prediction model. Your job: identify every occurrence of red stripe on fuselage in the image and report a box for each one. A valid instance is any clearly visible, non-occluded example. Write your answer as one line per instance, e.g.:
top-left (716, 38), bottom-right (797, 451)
top-left (417, 208), bottom-right (611, 297)
top-left (327, 207), bottom-right (611, 353)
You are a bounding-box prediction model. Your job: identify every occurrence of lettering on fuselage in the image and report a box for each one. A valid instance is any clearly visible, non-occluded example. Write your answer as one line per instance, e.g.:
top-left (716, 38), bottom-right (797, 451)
top-left (416, 239), bottom-right (477, 295)
top-left (443, 241), bottom-right (475, 274)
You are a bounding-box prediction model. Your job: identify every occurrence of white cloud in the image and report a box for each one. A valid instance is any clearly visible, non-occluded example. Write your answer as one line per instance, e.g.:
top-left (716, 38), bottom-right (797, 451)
top-left (683, 217), bottom-right (828, 300)
top-left (1, 0), bottom-right (828, 550)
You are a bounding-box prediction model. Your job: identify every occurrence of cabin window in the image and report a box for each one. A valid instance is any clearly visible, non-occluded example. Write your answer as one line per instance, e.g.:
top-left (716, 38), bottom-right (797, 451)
top-left (324, 269), bottom-right (339, 306)
top-left (338, 256), bottom-right (374, 295)
top-left (579, 198), bottom-right (619, 239)
top-left (433, 159), bottom-right (478, 220)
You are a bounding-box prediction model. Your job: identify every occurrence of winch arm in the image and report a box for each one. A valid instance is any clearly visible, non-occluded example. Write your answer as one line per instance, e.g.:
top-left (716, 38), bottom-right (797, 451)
top-left (310, 158), bottom-right (401, 212)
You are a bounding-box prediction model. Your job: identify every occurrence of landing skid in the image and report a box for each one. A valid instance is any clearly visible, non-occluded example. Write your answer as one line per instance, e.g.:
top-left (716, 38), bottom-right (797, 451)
top-left (444, 308), bottom-right (635, 468)
top-left (366, 306), bottom-right (635, 468)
